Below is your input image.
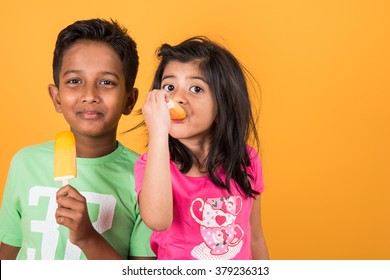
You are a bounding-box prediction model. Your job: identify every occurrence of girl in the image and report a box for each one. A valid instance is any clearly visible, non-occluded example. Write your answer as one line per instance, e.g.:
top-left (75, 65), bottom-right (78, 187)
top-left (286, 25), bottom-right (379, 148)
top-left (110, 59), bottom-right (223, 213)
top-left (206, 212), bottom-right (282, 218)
top-left (135, 37), bottom-right (268, 260)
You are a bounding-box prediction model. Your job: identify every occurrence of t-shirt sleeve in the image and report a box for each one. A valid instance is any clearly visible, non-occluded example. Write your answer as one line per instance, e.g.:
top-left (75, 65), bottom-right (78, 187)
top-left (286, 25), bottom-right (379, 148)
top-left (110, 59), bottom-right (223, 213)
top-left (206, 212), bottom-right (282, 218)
top-left (0, 154), bottom-right (24, 247)
top-left (129, 202), bottom-right (155, 257)
top-left (130, 153), bottom-right (155, 257)
top-left (247, 146), bottom-right (265, 195)
top-left (134, 153), bottom-right (147, 195)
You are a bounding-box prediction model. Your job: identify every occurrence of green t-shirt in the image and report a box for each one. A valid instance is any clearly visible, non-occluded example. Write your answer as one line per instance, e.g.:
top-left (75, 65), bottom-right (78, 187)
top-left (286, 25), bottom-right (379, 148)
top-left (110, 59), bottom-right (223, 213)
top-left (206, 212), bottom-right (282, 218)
top-left (0, 141), bottom-right (154, 259)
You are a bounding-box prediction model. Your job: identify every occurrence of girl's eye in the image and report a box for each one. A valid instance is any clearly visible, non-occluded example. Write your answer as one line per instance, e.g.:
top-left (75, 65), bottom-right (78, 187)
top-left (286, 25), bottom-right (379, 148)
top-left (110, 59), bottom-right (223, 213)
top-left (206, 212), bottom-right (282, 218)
top-left (190, 86), bottom-right (203, 93)
top-left (162, 84), bottom-right (175, 92)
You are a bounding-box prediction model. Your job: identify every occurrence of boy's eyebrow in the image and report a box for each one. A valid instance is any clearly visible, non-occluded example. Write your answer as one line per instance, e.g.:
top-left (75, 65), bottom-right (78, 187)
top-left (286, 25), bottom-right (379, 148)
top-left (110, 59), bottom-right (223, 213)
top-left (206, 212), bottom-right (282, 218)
top-left (63, 70), bottom-right (120, 80)
top-left (100, 71), bottom-right (120, 80)
top-left (162, 74), bottom-right (208, 83)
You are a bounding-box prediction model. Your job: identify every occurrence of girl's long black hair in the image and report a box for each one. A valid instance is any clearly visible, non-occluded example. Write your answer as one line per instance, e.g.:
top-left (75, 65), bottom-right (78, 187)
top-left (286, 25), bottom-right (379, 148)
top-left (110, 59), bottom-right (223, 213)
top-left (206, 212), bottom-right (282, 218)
top-left (152, 36), bottom-right (260, 198)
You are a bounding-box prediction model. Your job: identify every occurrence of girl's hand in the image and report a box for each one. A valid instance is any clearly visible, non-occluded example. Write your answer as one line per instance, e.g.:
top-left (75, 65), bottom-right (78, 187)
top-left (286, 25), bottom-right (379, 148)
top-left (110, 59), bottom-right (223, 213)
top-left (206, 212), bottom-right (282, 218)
top-left (55, 185), bottom-right (98, 247)
top-left (142, 89), bottom-right (171, 136)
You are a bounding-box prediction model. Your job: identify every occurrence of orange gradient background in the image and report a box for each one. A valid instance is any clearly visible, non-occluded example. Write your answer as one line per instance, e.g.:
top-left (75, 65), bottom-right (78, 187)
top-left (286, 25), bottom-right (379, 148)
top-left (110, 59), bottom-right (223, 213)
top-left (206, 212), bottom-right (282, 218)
top-left (0, 0), bottom-right (389, 259)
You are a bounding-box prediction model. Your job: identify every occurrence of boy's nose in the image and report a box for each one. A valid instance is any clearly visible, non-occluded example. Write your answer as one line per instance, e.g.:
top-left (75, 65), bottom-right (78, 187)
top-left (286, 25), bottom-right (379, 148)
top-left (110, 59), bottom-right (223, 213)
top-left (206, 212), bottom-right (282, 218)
top-left (82, 85), bottom-right (100, 103)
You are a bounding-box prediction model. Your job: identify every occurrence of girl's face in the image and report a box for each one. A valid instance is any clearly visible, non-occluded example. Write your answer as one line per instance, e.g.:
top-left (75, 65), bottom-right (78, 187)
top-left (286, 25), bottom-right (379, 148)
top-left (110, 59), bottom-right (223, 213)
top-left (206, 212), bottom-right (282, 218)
top-left (49, 40), bottom-right (135, 139)
top-left (161, 60), bottom-right (217, 146)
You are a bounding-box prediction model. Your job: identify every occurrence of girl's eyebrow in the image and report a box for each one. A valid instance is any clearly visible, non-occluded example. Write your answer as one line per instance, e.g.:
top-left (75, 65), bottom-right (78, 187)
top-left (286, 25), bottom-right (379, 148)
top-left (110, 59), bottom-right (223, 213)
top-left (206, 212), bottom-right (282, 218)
top-left (161, 74), bottom-right (174, 81)
top-left (162, 74), bottom-right (208, 83)
top-left (191, 76), bottom-right (208, 83)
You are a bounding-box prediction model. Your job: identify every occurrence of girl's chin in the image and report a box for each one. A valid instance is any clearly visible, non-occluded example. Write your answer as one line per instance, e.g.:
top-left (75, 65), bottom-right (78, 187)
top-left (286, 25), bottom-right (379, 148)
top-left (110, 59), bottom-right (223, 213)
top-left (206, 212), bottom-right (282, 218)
top-left (168, 130), bottom-right (187, 139)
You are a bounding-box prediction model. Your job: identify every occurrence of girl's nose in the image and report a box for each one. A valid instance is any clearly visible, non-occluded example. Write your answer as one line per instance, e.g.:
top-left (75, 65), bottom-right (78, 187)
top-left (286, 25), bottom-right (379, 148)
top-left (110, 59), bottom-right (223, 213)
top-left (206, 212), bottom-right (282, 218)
top-left (170, 89), bottom-right (186, 105)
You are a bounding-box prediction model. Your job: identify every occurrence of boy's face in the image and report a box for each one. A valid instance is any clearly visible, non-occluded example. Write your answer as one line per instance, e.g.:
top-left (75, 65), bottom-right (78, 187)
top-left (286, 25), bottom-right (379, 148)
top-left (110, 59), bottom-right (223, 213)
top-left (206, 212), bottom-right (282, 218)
top-left (49, 40), bottom-right (137, 139)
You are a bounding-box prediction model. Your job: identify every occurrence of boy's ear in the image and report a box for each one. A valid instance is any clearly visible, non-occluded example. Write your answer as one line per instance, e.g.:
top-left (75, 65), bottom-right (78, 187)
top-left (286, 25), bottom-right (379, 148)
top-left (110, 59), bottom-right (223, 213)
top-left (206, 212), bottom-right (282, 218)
top-left (123, 88), bottom-right (139, 115)
top-left (48, 84), bottom-right (63, 113)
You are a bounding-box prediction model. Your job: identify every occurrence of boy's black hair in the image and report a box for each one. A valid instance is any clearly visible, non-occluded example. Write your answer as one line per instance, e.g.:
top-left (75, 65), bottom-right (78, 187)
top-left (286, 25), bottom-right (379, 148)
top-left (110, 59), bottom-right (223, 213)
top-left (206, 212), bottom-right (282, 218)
top-left (52, 18), bottom-right (138, 92)
top-left (152, 36), bottom-right (260, 198)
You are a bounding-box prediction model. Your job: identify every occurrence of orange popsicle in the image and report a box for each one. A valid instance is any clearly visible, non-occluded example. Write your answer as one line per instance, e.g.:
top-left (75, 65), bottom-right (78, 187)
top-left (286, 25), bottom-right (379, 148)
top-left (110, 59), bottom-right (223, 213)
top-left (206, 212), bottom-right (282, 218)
top-left (167, 99), bottom-right (186, 120)
top-left (54, 131), bottom-right (77, 186)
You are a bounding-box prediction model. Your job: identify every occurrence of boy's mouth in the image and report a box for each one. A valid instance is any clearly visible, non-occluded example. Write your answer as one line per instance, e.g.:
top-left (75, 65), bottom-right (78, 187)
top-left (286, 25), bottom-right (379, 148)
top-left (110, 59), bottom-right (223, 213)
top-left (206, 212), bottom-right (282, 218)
top-left (78, 111), bottom-right (103, 120)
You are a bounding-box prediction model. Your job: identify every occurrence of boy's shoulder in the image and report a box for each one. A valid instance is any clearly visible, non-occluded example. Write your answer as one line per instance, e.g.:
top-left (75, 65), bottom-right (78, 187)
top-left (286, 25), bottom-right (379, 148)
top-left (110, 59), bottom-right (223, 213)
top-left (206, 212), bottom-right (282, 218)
top-left (11, 141), bottom-right (140, 165)
top-left (8, 141), bottom-right (53, 171)
top-left (12, 141), bottom-right (53, 161)
top-left (115, 142), bottom-right (140, 162)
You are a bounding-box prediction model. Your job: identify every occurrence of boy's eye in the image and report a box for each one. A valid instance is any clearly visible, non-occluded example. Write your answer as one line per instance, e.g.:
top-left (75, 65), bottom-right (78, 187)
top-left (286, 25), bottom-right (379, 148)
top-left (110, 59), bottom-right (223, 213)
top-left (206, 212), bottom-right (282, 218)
top-left (190, 86), bottom-right (203, 93)
top-left (67, 79), bottom-right (81, 84)
top-left (162, 84), bottom-right (175, 92)
top-left (100, 80), bottom-right (116, 86)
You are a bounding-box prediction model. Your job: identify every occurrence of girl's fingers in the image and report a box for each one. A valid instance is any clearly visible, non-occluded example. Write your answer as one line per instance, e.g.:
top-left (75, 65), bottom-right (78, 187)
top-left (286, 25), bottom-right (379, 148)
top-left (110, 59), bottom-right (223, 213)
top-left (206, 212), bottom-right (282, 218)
top-left (143, 89), bottom-right (171, 133)
top-left (143, 90), bottom-right (170, 116)
top-left (148, 89), bottom-right (169, 104)
top-left (145, 89), bottom-right (156, 103)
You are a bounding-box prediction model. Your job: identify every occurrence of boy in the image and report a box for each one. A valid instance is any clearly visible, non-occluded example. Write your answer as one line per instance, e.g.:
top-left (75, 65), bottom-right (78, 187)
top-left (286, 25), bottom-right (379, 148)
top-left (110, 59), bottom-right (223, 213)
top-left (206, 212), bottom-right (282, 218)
top-left (0, 19), bottom-right (154, 259)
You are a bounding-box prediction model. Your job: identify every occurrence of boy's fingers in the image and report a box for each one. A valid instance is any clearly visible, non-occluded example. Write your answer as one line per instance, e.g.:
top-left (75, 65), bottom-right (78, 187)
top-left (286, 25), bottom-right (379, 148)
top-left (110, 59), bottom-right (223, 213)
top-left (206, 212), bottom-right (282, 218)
top-left (56, 184), bottom-right (75, 196)
top-left (56, 205), bottom-right (84, 225)
top-left (56, 206), bottom-right (74, 219)
top-left (56, 185), bottom-right (85, 203)
top-left (55, 215), bottom-right (74, 229)
top-left (57, 195), bottom-right (85, 211)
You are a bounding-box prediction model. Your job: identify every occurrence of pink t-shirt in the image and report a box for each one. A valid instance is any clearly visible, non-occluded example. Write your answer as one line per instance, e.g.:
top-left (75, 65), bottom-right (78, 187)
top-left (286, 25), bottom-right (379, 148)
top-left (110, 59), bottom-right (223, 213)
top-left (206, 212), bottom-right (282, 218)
top-left (134, 146), bottom-right (264, 260)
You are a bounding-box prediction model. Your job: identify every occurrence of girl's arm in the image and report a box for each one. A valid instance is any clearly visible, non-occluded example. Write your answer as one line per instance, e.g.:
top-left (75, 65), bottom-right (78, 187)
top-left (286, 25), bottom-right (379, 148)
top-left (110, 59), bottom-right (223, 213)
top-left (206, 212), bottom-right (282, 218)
top-left (138, 90), bottom-right (173, 231)
top-left (250, 196), bottom-right (269, 259)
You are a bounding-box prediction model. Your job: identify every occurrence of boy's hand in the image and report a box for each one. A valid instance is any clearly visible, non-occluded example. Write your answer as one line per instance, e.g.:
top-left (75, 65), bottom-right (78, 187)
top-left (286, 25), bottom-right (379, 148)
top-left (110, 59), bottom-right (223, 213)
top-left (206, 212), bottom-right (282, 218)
top-left (55, 185), bottom-right (97, 247)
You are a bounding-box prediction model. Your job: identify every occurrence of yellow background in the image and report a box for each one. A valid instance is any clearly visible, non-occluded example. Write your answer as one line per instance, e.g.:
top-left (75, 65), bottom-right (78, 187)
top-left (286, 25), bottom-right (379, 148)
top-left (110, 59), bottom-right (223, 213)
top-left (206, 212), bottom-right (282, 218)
top-left (0, 0), bottom-right (389, 259)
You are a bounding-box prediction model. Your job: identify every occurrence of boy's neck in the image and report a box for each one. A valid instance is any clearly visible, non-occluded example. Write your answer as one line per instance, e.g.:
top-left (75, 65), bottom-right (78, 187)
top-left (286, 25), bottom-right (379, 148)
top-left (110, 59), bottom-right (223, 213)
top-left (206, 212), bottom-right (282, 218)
top-left (74, 135), bottom-right (118, 158)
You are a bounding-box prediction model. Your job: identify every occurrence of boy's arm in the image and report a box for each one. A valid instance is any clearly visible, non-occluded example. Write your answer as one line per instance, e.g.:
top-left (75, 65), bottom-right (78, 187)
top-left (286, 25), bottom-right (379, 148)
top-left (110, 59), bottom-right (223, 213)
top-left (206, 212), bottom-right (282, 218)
top-left (250, 196), bottom-right (269, 259)
top-left (76, 231), bottom-right (124, 260)
top-left (56, 185), bottom-right (123, 260)
top-left (129, 256), bottom-right (157, 260)
top-left (0, 243), bottom-right (20, 260)
top-left (138, 90), bottom-right (173, 231)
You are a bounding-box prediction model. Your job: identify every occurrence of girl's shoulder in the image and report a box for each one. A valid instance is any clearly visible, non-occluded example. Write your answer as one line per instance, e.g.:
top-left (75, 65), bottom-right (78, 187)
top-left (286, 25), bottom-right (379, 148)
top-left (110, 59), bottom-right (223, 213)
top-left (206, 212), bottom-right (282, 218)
top-left (245, 144), bottom-right (263, 178)
top-left (135, 153), bottom-right (148, 166)
top-left (246, 144), bottom-right (265, 193)
top-left (246, 144), bottom-right (261, 162)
